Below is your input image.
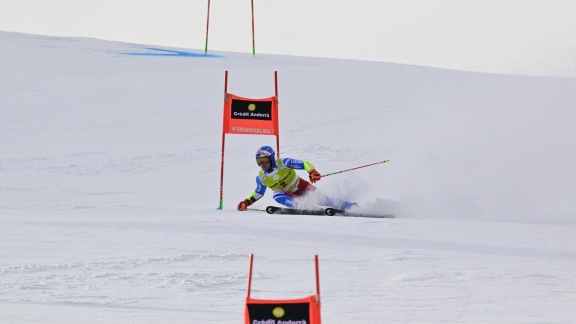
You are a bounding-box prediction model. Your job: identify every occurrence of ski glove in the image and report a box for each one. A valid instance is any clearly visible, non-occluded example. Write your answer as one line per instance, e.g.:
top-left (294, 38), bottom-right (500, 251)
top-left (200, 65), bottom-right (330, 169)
top-left (237, 197), bottom-right (256, 211)
top-left (308, 169), bottom-right (322, 183)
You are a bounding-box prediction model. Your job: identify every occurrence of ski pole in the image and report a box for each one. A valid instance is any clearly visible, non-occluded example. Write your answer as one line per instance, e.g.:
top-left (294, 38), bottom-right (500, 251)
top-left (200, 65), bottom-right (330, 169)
top-left (321, 160), bottom-right (389, 177)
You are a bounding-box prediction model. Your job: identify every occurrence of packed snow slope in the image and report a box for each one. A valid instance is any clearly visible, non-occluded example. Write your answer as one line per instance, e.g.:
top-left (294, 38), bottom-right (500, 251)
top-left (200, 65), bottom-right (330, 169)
top-left (1, 31), bottom-right (575, 323)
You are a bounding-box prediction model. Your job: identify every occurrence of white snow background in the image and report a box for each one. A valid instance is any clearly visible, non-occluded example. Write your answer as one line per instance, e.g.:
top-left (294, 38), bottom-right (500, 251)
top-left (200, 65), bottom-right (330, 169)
top-left (1, 31), bottom-right (576, 323)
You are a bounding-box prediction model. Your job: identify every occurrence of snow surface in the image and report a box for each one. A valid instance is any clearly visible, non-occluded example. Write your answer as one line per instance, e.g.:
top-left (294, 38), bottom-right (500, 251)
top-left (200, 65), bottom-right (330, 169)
top-left (1, 31), bottom-right (576, 323)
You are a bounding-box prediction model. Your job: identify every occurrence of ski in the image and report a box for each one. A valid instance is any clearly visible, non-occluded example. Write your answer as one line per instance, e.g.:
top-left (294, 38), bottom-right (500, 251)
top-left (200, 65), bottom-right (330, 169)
top-left (265, 206), bottom-right (326, 215)
top-left (265, 206), bottom-right (395, 219)
top-left (325, 208), bottom-right (395, 219)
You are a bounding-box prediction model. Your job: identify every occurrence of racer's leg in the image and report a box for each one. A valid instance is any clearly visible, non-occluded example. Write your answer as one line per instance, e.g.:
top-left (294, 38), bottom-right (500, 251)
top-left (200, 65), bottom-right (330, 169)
top-left (272, 190), bottom-right (298, 208)
top-left (323, 196), bottom-right (356, 210)
top-left (295, 180), bottom-right (355, 210)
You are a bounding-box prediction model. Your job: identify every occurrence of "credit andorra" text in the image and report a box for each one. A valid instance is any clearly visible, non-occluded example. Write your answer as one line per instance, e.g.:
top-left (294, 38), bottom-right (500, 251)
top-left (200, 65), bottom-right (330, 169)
top-left (252, 320), bottom-right (307, 324)
top-left (234, 112), bottom-right (270, 118)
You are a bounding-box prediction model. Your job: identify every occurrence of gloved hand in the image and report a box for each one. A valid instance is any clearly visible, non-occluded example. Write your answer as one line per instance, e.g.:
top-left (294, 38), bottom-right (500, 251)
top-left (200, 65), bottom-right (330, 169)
top-left (237, 198), bottom-right (254, 211)
top-left (308, 169), bottom-right (322, 183)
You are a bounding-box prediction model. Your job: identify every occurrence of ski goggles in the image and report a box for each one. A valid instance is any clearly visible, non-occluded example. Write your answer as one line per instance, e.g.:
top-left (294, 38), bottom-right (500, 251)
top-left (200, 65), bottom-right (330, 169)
top-left (256, 157), bottom-right (270, 165)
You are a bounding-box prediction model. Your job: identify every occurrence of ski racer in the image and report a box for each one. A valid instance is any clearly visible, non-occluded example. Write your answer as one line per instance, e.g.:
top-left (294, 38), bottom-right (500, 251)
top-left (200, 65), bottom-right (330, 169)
top-left (237, 145), bottom-right (356, 211)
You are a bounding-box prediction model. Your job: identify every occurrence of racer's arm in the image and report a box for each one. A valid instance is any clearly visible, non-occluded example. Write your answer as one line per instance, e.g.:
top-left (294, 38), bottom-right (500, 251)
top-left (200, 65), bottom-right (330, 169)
top-left (282, 158), bottom-right (321, 183)
top-left (237, 176), bottom-right (267, 211)
top-left (281, 158), bottom-right (315, 172)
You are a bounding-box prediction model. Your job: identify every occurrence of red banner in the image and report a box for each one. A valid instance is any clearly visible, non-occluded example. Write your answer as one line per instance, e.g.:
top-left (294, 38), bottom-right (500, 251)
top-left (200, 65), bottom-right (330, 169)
top-left (222, 94), bottom-right (279, 136)
top-left (245, 295), bottom-right (321, 324)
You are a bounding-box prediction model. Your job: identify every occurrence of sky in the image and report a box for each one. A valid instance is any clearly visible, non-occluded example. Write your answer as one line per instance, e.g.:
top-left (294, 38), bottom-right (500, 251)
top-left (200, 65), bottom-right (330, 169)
top-left (1, 0), bottom-right (576, 76)
top-left (1, 31), bottom-right (576, 323)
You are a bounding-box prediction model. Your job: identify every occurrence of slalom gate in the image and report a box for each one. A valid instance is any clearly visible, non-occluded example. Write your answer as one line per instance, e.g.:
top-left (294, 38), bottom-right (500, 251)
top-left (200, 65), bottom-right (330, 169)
top-left (218, 71), bottom-right (281, 210)
top-left (244, 254), bottom-right (322, 324)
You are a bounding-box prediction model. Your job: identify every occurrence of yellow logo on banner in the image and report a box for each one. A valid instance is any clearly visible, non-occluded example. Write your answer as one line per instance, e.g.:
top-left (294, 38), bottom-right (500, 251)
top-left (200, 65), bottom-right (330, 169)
top-left (248, 103), bottom-right (256, 112)
top-left (272, 307), bottom-right (285, 318)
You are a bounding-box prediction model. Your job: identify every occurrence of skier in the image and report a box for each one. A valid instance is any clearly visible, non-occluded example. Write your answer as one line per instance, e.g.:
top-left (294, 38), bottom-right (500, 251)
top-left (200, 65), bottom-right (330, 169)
top-left (237, 146), bottom-right (356, 211)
